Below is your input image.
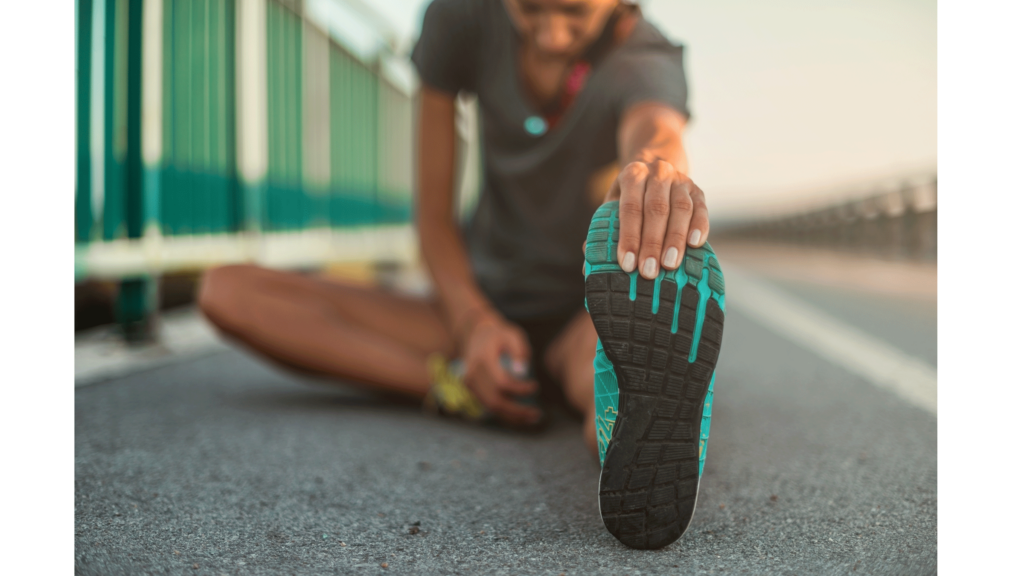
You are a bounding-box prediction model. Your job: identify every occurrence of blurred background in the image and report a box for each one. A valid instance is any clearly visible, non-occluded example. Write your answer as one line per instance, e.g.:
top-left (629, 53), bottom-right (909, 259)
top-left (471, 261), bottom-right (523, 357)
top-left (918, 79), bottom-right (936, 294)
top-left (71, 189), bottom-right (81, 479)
top-left (74, 0), bottom-right (936, 348)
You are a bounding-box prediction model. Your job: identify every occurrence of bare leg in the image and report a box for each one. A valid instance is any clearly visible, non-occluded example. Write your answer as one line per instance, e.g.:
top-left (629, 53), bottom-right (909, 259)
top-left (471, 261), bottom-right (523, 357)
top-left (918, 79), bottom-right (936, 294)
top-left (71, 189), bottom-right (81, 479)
top-left (543, 310), bottom-right (600, 459)
top-left (198, 264), bottom-right (455, 399)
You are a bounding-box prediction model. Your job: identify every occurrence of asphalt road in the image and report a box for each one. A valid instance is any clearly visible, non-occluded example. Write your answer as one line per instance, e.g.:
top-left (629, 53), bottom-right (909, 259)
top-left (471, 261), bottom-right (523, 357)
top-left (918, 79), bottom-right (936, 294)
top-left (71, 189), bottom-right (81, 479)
top-left (75, 262), bottom-right (937, 575)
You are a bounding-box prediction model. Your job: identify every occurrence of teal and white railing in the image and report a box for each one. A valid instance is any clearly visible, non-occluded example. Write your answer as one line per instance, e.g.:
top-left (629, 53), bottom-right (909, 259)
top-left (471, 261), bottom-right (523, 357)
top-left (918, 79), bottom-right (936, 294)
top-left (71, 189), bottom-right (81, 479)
top-left (76, 0), bottom-right (421, 339)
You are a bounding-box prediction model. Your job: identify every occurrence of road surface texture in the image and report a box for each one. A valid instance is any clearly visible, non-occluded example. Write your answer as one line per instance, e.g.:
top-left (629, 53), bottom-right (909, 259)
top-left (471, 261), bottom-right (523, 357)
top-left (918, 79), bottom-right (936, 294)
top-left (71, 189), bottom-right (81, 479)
top-left (75, 244), bottom-right (937, 575)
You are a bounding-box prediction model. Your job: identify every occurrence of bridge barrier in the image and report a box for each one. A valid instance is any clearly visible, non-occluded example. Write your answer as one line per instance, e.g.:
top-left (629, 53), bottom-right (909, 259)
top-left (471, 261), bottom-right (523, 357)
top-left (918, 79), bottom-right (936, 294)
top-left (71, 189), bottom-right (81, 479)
top-left (717, 175), bottom-right (937, 262)
top-left (76, 0), bottom-right (420, 340)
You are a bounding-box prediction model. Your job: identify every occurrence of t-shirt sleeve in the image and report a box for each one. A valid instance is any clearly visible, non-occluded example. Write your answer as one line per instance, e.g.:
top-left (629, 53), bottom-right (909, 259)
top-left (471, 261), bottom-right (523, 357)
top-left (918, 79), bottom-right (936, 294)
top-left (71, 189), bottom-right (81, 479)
top-left (410, 0), bottom-right (479, 95)
top-left (613, 45), bottom-right (691, 121)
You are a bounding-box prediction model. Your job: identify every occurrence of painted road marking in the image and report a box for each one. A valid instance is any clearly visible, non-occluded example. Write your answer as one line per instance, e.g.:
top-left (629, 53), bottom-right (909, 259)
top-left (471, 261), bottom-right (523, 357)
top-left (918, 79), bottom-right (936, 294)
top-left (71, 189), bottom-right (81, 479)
top-left (723, 264), bottom-right (937, 415)
top-left (75, 308), bottom-right (229, 387)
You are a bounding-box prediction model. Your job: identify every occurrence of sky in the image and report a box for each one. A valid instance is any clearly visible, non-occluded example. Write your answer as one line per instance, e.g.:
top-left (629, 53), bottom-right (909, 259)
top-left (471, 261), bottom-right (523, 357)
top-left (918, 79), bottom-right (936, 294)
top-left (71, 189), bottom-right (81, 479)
top-left (363, 0), bottom-right (937, 218)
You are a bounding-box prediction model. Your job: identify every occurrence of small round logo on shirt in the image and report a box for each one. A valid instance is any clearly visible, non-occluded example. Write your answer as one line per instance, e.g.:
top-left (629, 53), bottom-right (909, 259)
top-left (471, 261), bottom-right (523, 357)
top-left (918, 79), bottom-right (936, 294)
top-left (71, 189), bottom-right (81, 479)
top-left (524, 116), bottom-right (548, 136)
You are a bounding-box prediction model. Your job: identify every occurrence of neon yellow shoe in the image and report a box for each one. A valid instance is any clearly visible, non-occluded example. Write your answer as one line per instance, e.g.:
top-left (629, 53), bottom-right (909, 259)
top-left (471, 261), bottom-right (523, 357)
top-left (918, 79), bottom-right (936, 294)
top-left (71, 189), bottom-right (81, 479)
top-left (423, 354), bottom-right (487, 421)
top-left (423, 353), bottom-right (543, 429)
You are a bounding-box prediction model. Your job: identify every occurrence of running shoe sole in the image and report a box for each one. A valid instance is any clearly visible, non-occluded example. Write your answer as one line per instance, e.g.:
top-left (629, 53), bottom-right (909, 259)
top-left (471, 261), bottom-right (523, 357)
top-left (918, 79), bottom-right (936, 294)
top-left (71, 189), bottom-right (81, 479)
top-left (584, 200), bottom-right (726, 550)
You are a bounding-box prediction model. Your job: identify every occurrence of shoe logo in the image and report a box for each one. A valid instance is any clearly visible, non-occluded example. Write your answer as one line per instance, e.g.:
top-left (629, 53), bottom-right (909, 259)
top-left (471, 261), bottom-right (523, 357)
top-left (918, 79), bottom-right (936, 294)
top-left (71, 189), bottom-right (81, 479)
top-left (596, 405), bottom-right (618, 464)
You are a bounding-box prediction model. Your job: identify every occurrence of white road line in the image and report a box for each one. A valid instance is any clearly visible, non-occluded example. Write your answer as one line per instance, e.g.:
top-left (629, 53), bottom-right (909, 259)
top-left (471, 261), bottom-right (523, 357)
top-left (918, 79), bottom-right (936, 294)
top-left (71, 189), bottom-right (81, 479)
top-left (722, 264), bottom-right (937, 415)
top-left (75, 308), bottom-right (229, 387)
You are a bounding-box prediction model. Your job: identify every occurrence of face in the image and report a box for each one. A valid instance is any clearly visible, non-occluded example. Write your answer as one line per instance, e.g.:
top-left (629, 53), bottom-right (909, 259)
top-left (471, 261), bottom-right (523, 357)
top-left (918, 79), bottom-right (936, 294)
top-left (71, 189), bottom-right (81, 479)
top-left (504, 0), bottom-right (621, 60)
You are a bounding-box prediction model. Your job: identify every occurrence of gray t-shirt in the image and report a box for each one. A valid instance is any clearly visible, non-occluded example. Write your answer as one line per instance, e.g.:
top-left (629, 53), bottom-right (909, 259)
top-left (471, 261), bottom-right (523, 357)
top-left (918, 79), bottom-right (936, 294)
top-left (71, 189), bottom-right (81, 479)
top-left (411, 0), bottom-right (690, 321)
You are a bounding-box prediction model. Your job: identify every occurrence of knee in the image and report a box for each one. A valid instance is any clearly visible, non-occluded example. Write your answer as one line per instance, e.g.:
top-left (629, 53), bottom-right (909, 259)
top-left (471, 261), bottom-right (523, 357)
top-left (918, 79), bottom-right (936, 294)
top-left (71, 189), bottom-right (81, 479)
top-left (198, 264), bottom-right (262, 333)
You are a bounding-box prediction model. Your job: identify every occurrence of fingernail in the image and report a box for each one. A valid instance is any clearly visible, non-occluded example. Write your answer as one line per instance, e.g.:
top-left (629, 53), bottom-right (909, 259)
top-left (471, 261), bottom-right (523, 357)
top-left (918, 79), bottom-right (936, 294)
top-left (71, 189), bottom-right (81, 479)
top-left (622, 252), bottom-right (636, 272)
top-left (689, 229), bottom-right (702, 246)
top-left (642, 257), bottom-right (657, 278)
top-left (511, 359), bottom-right (527, 377)
top-left (662, 246), bottom-right (679, 268)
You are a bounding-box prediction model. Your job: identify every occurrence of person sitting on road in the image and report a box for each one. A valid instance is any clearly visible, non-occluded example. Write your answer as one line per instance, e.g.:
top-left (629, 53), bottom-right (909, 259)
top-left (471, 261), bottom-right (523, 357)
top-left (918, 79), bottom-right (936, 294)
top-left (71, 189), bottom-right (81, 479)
top-left (199, 0), bottom-right (724, 550)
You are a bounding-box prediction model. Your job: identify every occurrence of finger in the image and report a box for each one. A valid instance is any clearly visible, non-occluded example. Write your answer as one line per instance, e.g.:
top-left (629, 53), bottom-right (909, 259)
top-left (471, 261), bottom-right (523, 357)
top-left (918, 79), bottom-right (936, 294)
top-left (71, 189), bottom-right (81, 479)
top-left (616, 162), bottom-right (647, 273)
top-left (637, 160), bottom-right (674, 279)
top-left (482, 351), bottom-right (512, 390)
top-left (661, 177), bottom-right (696, 269)
top-left (503, 326), bottom-right (532, 370)
top-left (496, 327), bottom-right (536, 396)
top-left (488, 393), bottom-right (542, 426)
top-left (686, 184), bottom-right (710, 247)
top-left (495, 376), bottom-right (538, 398)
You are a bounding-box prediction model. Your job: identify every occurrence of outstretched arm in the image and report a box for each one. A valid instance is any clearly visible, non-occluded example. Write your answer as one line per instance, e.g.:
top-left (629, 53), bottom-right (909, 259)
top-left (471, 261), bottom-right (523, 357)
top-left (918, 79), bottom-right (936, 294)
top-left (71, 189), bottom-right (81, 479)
top-left (605, 101), bottom-right (709, 279)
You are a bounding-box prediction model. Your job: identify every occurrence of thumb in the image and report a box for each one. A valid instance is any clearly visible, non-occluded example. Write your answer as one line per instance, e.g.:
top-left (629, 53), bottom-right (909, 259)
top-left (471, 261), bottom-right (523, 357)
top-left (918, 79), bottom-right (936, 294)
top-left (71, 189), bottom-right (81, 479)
top-left (503, 327), bottom-right (532, 378)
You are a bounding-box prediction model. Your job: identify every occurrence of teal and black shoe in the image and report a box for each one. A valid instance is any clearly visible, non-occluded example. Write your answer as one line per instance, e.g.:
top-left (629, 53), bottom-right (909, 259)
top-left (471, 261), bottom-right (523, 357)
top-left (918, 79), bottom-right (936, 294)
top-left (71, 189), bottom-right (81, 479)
top-left (584, 200), bottom-right (726, 550)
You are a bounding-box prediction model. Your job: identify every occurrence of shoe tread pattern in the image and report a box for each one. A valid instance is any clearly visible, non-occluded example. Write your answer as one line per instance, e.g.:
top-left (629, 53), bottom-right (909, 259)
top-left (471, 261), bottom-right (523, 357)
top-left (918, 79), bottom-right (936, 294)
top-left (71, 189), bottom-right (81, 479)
top-left (586, 202), bottom-right (725, 550)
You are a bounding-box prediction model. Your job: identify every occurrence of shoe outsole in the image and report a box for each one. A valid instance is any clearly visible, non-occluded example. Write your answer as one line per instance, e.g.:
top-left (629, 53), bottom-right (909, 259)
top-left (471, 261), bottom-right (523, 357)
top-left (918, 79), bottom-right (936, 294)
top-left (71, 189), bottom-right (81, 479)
top-left (584, 201), bottom-right (726, 550)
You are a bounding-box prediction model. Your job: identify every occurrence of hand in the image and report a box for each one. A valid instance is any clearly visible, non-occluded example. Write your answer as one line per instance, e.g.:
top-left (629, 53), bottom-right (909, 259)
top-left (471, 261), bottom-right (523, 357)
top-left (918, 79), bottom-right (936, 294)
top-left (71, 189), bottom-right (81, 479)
top-left (604, 159), bottom-right (709, 279)
top-left (460, 311), bottom-right (541, 426)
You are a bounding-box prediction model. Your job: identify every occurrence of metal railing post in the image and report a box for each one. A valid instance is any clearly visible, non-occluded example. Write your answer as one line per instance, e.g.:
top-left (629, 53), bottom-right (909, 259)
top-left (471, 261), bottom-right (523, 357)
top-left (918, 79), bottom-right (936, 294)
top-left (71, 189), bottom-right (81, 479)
top-left (77, 0), bottom-right (95, 244)
top-left (116, 0), bottom-right (157, 344)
